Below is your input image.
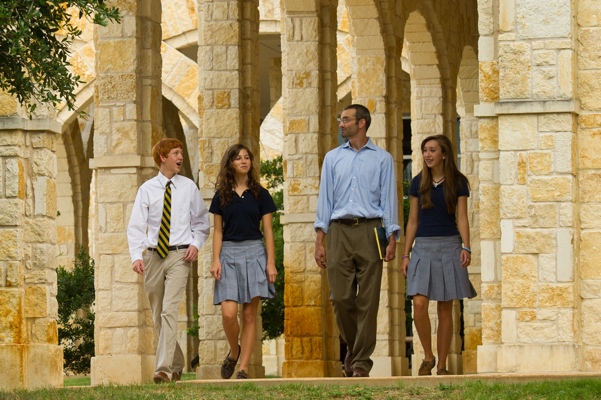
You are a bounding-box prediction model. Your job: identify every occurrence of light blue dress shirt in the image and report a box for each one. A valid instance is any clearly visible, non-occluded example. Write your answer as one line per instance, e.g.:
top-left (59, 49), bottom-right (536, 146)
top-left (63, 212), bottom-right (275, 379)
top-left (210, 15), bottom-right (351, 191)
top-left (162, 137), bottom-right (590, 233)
top-left (314, 138), bottom-right (401, 240)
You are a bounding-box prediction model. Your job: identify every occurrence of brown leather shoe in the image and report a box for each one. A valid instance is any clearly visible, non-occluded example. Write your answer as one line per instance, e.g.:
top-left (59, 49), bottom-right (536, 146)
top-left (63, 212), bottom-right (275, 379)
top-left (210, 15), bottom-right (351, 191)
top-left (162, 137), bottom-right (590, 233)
top-left (171, 371), bottom-right (182, 382)
top-left (352, 367), bottom-right (369, 377)
top-left (221, 345), bottom-right (241, 379)
top-left (153, 371), bottom-right (170, 384)
top-left (418, 357), bottom-right (436, 376)
top-left (344, 349), bottom-right (353, 377)
top-left (437, 368), bottom-right (451, 375)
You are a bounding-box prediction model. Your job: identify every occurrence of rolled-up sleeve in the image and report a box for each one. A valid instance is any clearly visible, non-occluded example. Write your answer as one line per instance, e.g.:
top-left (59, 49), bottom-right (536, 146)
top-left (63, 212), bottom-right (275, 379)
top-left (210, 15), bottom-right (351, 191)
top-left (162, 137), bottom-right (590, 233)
top-left (380, 154), bottom-right (401, 240)
top-left (314, 154), bottom-right (333, 234)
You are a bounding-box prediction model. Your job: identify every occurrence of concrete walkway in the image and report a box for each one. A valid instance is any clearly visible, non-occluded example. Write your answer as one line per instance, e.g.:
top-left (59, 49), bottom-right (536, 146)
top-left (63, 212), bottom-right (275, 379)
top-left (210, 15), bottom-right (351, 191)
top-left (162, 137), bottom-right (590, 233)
top-left (181, 372), bottom-right (601, 388)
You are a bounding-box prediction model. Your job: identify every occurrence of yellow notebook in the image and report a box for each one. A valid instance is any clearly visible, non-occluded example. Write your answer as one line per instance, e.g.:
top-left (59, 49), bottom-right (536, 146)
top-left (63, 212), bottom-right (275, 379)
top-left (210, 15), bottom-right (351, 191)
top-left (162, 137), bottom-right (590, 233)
top-left (374, 226), bottom-right (387, 260)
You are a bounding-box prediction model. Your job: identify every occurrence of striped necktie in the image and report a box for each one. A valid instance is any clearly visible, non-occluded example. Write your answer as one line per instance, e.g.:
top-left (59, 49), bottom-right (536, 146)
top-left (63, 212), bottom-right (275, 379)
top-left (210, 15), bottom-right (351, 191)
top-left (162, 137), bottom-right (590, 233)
top-left (157, 180), bottom-right (172, 259)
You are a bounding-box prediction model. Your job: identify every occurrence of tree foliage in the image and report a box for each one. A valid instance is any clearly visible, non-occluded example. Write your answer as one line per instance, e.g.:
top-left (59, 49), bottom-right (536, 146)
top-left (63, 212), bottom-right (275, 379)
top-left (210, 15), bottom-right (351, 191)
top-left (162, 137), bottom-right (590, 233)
top-left (57, 247), bottom-right (95, 375)
top-left (0, 1), bottom-right (120, 113)
top-left (260, 156), bottom-right (285, 340)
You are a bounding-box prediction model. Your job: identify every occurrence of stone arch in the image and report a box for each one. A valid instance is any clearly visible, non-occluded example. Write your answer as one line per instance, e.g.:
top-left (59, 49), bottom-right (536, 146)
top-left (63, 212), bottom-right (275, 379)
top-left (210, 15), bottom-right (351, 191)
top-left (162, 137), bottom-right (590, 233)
top-left (56, 108), bottom-right (94, 269)
top-left (403, 10), bottom-right (444, 175)
top-left (401, 2), bottom-right (480, 375)
top-left (161, 0), bottom-right (198, 43)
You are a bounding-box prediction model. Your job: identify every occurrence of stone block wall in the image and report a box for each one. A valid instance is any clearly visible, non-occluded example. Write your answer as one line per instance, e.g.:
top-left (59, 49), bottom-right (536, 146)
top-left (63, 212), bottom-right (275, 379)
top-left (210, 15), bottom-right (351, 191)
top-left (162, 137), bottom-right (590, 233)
top-left (0, 127), bottom-right (63, 390)
top-left (577, 0), bottom-right (601, 372)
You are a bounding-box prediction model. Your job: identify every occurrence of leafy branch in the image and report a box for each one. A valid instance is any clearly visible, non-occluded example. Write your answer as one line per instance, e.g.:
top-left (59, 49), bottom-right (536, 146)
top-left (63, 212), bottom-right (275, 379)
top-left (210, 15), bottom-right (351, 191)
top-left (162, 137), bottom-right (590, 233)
top-left (0, 1), bottom-right (120, 114)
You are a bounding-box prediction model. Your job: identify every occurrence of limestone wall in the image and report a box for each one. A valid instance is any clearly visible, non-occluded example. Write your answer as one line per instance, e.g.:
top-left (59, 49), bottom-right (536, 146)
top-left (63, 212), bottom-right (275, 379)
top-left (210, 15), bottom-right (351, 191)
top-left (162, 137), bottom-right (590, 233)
top-left (0, 127), bottom-right (63, 390)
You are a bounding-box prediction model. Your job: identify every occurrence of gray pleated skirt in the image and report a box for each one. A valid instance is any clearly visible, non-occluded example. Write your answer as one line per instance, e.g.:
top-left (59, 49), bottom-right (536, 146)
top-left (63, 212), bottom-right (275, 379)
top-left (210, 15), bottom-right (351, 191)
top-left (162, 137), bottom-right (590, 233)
top-left (213, 239), bottom-right (277, 305)
top-left (406, 235), bottom-right (477, 301)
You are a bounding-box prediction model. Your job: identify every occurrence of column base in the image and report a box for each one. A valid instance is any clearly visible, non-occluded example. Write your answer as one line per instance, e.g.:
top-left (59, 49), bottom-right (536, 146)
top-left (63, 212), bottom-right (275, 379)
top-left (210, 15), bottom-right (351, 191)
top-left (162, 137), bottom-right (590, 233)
top-left (91, 354), bottom-right (155, 386)
top-left (0, 344), bottom-right (63, 391)
top-left (497, 344), bottom-right (577, 373)
top-left (477, 344), bottom-right (498, 373)
top-left (462, 349), bottom-right (478, 374)
top-left (371, 356), bottom-right (409, 376)
top-left (282, 360), bottom-right (342, 378)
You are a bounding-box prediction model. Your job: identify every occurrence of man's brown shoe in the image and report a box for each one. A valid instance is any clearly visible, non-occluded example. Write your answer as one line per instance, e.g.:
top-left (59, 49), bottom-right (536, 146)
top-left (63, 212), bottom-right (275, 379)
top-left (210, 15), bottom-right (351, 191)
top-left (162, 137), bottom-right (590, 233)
top-left (352, 367), bottom-right (369, 377)
top-left (437, 368), bottom-right (451, 375)
top-left (171, 371), bottom-right (182, 382)
top-left (153, 371), bottom-right (170, 384)
top-left (344, 349), bottom-right (353, 377)
top-left (418, 357), bottom-right (436, 376)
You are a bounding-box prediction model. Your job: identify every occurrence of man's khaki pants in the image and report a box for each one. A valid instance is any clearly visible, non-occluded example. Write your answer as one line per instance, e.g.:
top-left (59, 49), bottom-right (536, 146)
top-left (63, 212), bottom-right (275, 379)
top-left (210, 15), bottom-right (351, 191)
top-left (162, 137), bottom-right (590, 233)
top-left (143, 248), bottom-right (190, 378)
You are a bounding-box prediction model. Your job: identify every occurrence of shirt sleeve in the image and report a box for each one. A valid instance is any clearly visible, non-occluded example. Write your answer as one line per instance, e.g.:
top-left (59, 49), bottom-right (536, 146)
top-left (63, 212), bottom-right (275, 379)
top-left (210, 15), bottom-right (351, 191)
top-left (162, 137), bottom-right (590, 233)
top-left (127, 186), bottom-right (149, 263)
top-left (259, 187), bottom-right (277, 215)
top-left (379, 153), bottom-right (401, 240)
top-left (190, 187), bottom-right (210, 251)
top-left (458, 175), bottom-right (470, 197)
top-left (314, 153), bottom-right (334, 234)
top-left (409, 174), bottom-right (421, 197)
top-left (209, 191), bottom-right (222, 215)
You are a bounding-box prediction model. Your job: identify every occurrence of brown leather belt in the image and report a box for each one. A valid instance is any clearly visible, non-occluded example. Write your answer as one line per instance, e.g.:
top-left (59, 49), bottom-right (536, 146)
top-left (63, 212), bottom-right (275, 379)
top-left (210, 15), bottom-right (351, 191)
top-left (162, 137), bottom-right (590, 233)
top-left (332, 218), bottom-right (378, 226)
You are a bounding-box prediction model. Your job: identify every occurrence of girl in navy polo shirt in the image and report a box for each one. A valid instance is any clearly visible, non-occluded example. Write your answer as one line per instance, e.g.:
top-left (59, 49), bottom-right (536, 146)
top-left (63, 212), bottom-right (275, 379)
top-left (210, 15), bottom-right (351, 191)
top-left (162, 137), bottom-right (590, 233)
top-left (401, 134), bottom-right (476, 376)
top-left (209, 144), bottom-right (277, 379)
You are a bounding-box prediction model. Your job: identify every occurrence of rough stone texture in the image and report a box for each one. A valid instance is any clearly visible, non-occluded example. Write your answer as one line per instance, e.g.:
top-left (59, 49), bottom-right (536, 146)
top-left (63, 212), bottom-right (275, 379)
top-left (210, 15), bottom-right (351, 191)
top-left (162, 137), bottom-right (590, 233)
top-left (499, 42), bottom-right (531, 99)
top-left (497, 344), bottom-right (576, 372)
top-left (516, 0), bottom-right (571, 39)
top-left (502, 255), bottom-right (537, 308)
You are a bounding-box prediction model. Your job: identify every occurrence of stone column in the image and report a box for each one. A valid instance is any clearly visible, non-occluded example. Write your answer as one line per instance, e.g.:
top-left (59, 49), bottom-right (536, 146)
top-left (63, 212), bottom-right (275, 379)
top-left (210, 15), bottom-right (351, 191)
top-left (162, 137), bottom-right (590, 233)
top-left (280, 0), bottom-right (339, 378)
top-left (457, 49), bottom-right (482, 375)
top-left (0, 118), bottom-right (63, 390)
top-left (90, 0), bottom-right (163, 385)
top-left (577, 0), bottom-right (601, 373)
top-left (478, 0), bottom-right (580, 373)
top-left (196, 0), bottom-right (263, 379)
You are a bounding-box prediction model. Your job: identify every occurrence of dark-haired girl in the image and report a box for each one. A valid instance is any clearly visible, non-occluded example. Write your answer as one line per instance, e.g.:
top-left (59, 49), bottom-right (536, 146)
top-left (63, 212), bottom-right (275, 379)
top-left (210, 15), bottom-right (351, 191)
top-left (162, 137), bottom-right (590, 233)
top-left (210, 144), bottom-right (277, 379)
top-left (402, 134), bottom-right (476, 376)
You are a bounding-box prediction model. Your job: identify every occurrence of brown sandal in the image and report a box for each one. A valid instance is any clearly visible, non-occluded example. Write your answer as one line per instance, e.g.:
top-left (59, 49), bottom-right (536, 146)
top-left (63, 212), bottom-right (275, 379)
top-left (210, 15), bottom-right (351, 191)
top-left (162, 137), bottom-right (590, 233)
top-left (437, 368), bottom-right (451, 375)
top-left (418, 357), bottom-right (436, 376)
top-left (235, 369), bottom-right (248, 379)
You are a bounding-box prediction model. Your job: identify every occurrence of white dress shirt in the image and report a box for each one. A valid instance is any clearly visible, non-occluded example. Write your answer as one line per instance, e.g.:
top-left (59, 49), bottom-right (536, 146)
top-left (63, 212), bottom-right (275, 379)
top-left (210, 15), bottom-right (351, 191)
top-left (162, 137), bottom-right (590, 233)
top-left (127, 172), bottom-right (210, 262)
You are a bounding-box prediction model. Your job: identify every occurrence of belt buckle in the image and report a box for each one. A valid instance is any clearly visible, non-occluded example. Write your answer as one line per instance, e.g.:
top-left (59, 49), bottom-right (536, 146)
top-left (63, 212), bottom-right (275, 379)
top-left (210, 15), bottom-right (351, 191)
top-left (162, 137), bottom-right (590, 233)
top-left (352, 218), bottom-right (359, 226)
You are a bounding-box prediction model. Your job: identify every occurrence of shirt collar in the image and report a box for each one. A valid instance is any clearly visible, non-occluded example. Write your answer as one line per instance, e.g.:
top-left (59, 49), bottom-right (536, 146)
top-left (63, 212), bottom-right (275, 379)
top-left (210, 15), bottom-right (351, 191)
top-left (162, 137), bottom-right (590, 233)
top-left (342, 137), bottom-right (376, 152)
top-left (157, 171), bottom-right (178, 189)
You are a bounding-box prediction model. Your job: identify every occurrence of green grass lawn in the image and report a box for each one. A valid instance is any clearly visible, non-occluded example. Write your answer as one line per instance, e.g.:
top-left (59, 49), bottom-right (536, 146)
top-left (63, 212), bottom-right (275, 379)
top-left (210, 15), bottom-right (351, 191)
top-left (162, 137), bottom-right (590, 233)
top-left (0, 378), bottom-right (599, 400)
top-left (63, 373), bottom-right (199, 387)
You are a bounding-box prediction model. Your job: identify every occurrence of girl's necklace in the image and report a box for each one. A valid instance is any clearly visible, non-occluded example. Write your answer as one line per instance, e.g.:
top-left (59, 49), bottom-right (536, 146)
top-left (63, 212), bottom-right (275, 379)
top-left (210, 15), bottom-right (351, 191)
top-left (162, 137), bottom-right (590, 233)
top-left (433, 177), bottom-right (445, 188)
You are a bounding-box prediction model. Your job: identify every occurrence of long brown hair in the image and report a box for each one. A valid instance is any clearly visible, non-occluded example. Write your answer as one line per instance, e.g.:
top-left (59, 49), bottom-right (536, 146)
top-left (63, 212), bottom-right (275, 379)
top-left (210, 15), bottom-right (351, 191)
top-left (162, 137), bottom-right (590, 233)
top-left (215, 144), bottom-right (262, 208)
top-left (418, 134), bottom-right (469, 213)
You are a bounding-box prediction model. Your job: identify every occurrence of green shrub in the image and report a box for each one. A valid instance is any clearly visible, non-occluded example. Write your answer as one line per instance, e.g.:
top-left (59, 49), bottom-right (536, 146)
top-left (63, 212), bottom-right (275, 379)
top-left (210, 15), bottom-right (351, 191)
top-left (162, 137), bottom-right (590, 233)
top-left (57, 248), bottom-right (95, 375)
top-left (260, 156), bottom-right (285, 340)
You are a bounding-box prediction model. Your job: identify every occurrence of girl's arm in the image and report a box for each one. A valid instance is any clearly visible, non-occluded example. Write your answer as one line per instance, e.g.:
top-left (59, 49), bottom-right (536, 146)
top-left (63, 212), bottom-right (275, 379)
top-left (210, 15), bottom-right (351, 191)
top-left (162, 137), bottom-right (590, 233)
top-left (210, 214), bottom-right (224, 280)
top-left (401, 196), bottom-right (419, 277)
top-left (456, 195), bottom-right (471, 268)
top-left (262, 213), bottom-right (277, 284)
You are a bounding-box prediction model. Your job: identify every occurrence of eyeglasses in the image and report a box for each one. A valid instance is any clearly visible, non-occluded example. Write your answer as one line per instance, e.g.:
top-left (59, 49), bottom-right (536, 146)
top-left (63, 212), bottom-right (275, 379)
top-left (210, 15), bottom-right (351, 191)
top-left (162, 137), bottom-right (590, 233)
top-left (337, 117), bottom-right (357, 124)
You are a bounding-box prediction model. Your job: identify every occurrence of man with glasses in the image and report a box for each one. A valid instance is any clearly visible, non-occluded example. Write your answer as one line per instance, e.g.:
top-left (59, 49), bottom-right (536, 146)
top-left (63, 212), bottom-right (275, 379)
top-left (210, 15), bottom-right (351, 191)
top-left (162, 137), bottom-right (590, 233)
top-left (314, 104), bottom-right (400, 378)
